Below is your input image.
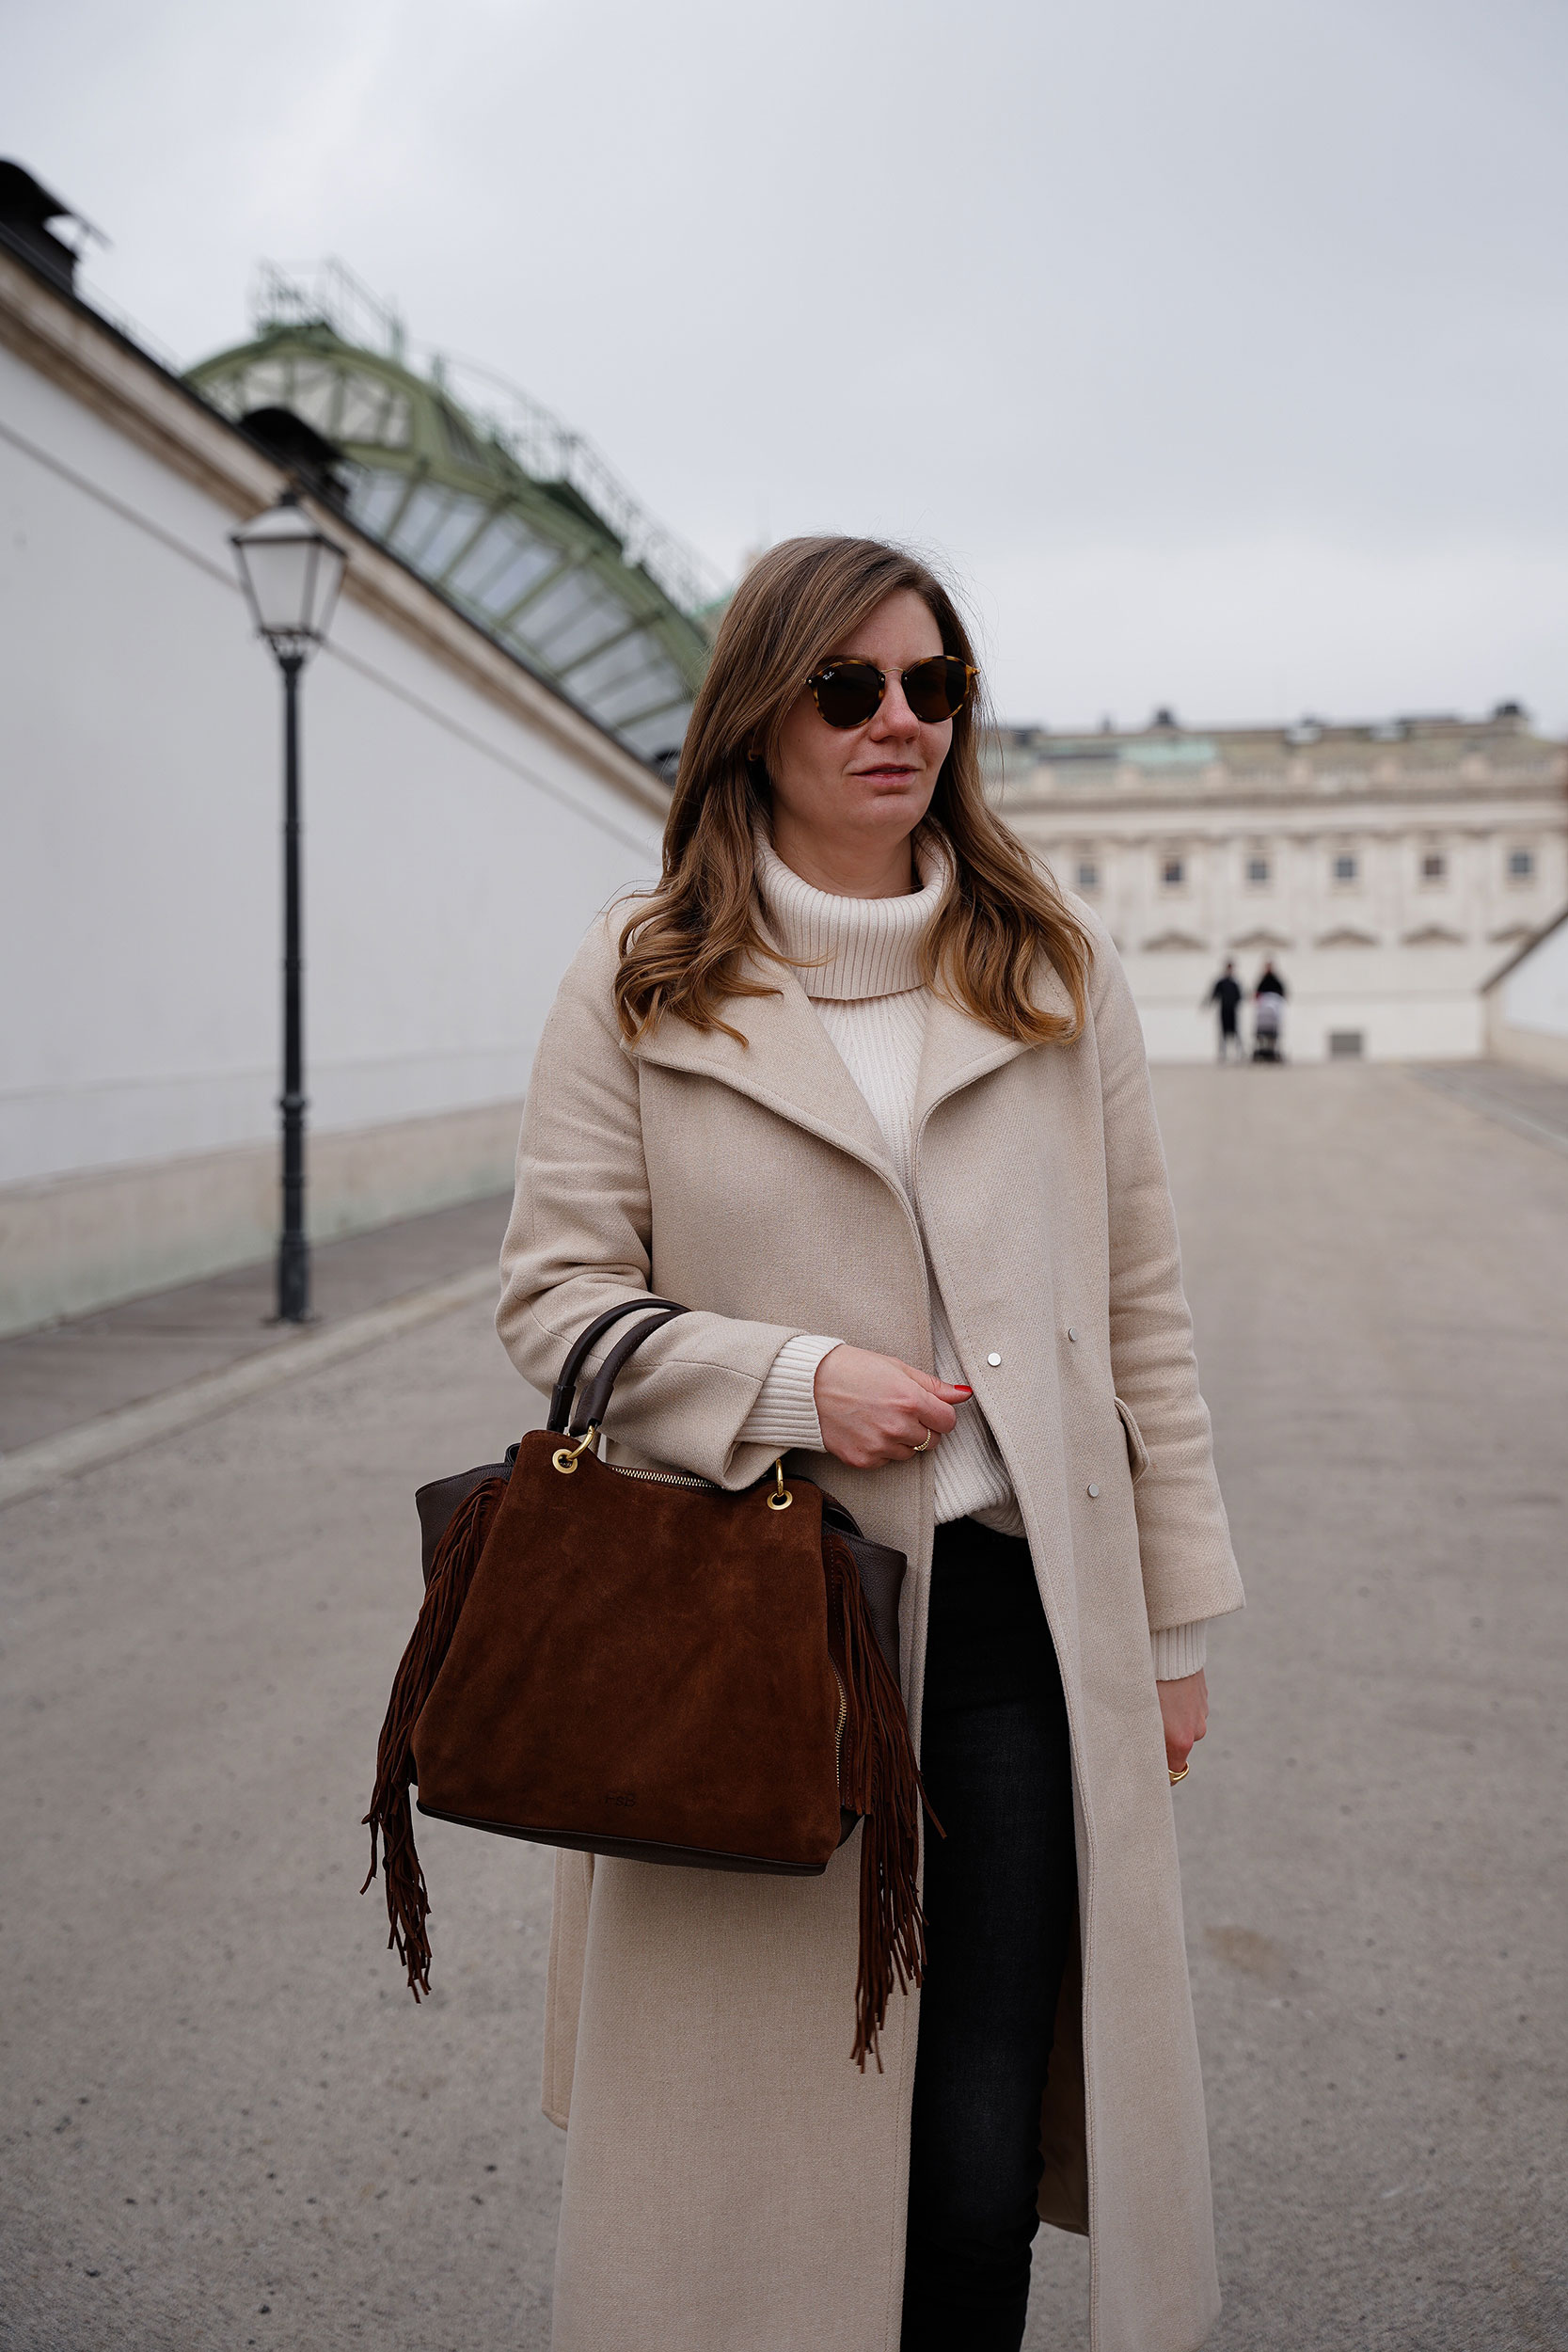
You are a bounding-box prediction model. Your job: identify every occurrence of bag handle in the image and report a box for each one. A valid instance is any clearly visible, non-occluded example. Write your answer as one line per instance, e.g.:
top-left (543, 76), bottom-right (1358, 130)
top-left (568, 1304), bottom-right (688, 1437)
top-left (546, 1295), bottom-right (688, 1433)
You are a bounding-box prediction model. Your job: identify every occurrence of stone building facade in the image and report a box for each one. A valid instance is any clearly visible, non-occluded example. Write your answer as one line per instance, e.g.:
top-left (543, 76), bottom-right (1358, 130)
top-left (990, 709), bottom-right (1568, 1062)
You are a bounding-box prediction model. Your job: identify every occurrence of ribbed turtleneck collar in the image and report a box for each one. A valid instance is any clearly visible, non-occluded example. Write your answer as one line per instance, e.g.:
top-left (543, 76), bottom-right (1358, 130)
top-left (754, 830), bottom-right (949, 1001)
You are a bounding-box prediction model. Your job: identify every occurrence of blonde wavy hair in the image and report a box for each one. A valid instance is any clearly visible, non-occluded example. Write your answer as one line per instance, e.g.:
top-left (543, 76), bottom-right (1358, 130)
top-left (614, 535), bottom-right (1092, 1047)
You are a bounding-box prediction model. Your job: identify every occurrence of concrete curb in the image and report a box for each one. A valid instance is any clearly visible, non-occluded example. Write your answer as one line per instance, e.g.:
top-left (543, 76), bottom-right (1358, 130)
top-left (0, 1263), bottom-right (499, 1511)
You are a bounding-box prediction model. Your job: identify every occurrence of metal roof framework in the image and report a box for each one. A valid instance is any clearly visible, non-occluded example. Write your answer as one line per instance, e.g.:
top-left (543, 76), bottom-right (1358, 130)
top-left (189, 264), bottom-right (721, 764)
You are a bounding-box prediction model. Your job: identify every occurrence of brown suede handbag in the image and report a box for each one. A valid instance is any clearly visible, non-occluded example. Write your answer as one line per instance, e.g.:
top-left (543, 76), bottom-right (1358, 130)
top-left (363, 1296), bottom-right (930, 2065)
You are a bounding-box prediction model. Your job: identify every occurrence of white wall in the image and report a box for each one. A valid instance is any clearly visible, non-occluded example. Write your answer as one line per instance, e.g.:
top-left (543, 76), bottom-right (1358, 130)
top-left (1498, 919), bottom-right (1568, 1041)
top-left (0, 341), bottom-right (663, 1192)
top-left (0, 321), bottom-right (671, 1329)
top-left (1484, 917), bottom-right (1568, 1081)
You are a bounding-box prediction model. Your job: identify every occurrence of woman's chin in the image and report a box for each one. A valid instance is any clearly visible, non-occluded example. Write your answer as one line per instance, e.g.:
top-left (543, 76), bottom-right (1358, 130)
top-left (843, 783), bottom-right (933, 831)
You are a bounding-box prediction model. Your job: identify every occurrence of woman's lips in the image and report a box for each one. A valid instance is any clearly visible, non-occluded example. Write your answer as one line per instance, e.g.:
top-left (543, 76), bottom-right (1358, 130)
top-left (853, 765), bottom-right (919, 780)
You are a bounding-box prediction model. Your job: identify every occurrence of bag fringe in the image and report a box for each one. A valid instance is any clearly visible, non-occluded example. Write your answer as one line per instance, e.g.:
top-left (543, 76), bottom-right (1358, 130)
top-left (829, 1532), bottom-right (940, 2071)
top-left (361, 1475), bottom-right (505, 1997)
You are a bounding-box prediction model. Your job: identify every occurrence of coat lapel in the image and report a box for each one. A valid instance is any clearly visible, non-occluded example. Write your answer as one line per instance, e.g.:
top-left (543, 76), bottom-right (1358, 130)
top-left (629, 957), bottom-right (899, 1185)
top-left (913, 956), bottom-right (1077, 1138)
top-left (912, 991), bottom-right (1034, 1139)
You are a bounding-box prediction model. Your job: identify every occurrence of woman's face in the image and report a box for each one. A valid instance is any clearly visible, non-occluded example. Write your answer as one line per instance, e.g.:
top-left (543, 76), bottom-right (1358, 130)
top-left (768, 589), bottom-right (952, 866)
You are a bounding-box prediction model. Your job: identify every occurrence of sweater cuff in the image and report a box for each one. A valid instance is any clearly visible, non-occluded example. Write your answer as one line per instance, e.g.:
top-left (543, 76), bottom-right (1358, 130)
top-left (736, 1334), bottom-right (842, 1452)
top-left (1151, 1619), bottom-right (1209, 1680)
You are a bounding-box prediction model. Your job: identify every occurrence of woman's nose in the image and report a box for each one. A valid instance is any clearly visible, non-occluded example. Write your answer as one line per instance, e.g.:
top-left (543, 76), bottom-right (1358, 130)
top-left (870, 681), bottom-right (921, 739)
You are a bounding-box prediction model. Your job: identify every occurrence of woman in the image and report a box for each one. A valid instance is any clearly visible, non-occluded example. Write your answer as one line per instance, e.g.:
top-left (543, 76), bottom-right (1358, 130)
top-left (497, 536), bottom-right (1243, 2352)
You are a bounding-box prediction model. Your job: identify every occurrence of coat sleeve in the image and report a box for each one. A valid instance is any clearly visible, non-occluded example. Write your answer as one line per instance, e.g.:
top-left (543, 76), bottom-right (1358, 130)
top-left (1083, 910), bottom-right (1245, 1634)
top-left (496, 914), bottom-right (828, 1488)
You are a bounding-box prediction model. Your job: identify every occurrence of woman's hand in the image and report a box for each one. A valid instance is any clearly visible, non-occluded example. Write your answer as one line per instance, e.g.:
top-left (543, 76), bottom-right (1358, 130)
top-left (1158, 1669), bottom-right (1208, 1778)
top-left (813, 1344), bottom-right (972, 1470)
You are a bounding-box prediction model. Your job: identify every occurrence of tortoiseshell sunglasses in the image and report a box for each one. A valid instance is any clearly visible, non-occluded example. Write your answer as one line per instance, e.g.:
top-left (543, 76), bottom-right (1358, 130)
top-left (806, 654), bottom-right (977, 731)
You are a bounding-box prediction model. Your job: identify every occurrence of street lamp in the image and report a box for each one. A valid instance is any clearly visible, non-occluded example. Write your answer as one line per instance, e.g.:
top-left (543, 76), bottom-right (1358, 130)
top-left (230, 491), bottom-right (347, 1323)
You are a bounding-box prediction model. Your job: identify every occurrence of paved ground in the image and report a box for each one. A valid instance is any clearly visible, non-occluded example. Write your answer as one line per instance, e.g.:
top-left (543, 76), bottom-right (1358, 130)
top-left (1411, 1058), bottom-right (1568, 1157)
top-left (1143, 1064), bottom-right (1567, 2352)
top-left (0, 1193), bottom-right (513, 1454)
top-left (2, 1064), bottom-right (1564, 2350)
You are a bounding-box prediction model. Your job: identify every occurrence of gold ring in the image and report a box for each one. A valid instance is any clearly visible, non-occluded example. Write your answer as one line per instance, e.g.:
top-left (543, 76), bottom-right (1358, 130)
top-left (911, 1432), bottom-right (931, 1454)
top-left (1168, 1764), bottom-right (1189, 1786)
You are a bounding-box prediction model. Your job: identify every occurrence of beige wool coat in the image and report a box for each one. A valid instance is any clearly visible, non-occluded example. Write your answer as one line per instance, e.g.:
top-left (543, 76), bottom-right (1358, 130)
top-left (495, 890), bottom-right (1244, 2352)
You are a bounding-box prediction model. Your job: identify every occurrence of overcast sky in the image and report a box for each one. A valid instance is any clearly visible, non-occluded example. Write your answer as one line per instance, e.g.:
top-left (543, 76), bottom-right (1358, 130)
top-left (7, 0), bottom-right (1566, 731)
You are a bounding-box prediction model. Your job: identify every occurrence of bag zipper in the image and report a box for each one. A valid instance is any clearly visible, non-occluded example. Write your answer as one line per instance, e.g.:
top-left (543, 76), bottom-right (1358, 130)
top-left (831, 1663), bottom-right (847, 1781)
top-left (610, 1464), bottom-right (719, 1493)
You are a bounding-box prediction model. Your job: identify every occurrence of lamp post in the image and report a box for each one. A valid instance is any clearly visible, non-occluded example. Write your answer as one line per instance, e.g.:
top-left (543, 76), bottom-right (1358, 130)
top-left (230, 491), bottom-right (347, 1323)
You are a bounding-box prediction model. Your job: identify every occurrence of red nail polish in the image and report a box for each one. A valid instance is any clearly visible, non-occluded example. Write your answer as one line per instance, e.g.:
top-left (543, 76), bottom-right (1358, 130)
top-left (953, 1386), bottom-right (973, 1397)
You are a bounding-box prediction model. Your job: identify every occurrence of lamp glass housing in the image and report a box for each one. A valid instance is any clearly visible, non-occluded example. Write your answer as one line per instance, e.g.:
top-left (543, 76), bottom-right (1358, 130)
top-left (231, 493), bottom-right (346, 657)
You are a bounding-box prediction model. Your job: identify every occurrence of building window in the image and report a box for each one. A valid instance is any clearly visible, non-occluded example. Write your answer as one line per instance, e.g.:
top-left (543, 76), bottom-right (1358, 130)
top-left (1508, 847), bottom-right (1535, 881)
top-left (1421, 850), bottom-right (1447, 882)
top-left (1076, 858), bottom-right (1099, 891)
top-left (1333, 852), bottom-right (1358, 884)
top-left (1245, 855), bottom-right (1270, 886)
top-left (1161, 855), bottom-right (1185, 888)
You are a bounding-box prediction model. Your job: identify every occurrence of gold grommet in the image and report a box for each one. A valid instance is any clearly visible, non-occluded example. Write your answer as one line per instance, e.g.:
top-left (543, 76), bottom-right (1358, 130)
top-left (767, 1457), bottom-right (793, 1511)
top-left (552, 1426), bottom-right (597, 1475)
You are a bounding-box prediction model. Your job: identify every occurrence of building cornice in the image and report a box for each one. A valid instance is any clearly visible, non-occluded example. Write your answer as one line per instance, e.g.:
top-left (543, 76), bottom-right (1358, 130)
top-left (998, 778), bottom-right (1565, 822)
top-left (1013, 818), bottom-right (1556, 850)
top-left (0, 245), bottom-right (670, 826)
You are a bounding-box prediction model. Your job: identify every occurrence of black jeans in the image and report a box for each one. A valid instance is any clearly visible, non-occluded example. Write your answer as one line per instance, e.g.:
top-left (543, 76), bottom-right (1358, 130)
top-left (900, 1518), bottom-right (1077, 2352)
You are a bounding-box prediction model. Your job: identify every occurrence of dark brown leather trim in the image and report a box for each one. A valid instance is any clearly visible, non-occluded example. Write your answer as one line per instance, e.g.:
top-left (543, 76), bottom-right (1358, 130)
top-left (415, 1801), bottom-right (831, 1877)
top-left (821, 1498), bottom-right (905, 1681)
top-left (415, 1462), bottom-right (511, 1586)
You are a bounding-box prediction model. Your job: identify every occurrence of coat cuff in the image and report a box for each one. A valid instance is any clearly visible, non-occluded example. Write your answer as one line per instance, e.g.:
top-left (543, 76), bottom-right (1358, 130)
top-left (1151, 1619), bottom-right (1209, 1680)
top-left (736, 1334), bottom-right (841, 1452)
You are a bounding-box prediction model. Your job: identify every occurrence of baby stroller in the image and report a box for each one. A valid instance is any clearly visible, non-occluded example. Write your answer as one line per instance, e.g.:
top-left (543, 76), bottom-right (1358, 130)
top-left (1252, 992), bottom-right (1284, 1062)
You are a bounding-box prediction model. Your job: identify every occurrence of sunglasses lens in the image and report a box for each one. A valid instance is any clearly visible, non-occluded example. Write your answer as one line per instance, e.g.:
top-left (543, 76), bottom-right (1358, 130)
top-left (903, 656), bottom-right (973, 723)
top-left (811, 661), bottom-right (884, 729)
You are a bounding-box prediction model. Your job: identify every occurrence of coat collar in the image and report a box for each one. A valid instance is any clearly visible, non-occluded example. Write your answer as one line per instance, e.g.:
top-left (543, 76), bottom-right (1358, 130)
top-left (629, 937), bottom-right (1076, 1183)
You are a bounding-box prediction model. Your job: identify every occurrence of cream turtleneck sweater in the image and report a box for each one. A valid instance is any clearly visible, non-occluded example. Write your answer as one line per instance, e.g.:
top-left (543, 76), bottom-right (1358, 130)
top-left (736, 833), bottom-right (1210, 1683)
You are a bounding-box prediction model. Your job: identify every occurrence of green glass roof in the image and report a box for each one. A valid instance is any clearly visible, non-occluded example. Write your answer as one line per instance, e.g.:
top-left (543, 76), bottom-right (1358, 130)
top-left (189, 286), bottom-right (719, 766)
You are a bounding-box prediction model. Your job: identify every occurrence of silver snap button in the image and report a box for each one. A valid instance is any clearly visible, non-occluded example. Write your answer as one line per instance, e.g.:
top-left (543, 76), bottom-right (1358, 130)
top-left (987, 1351), bottom-right (1002, 1366)
top-left (1068, 1327), bottom-right (1078, 1342)
top-left (1086, 1483), bottom-right (1100, 1498)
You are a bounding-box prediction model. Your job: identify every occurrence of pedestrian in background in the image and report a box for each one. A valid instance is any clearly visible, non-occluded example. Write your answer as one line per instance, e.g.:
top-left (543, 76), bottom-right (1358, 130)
top-left (1252, 961), bottom-right (1287, 1061)
top-left (498, 536), bottom-right (1243, 2352)
top-left (1206, 960), bottom-right (1244, 1061)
